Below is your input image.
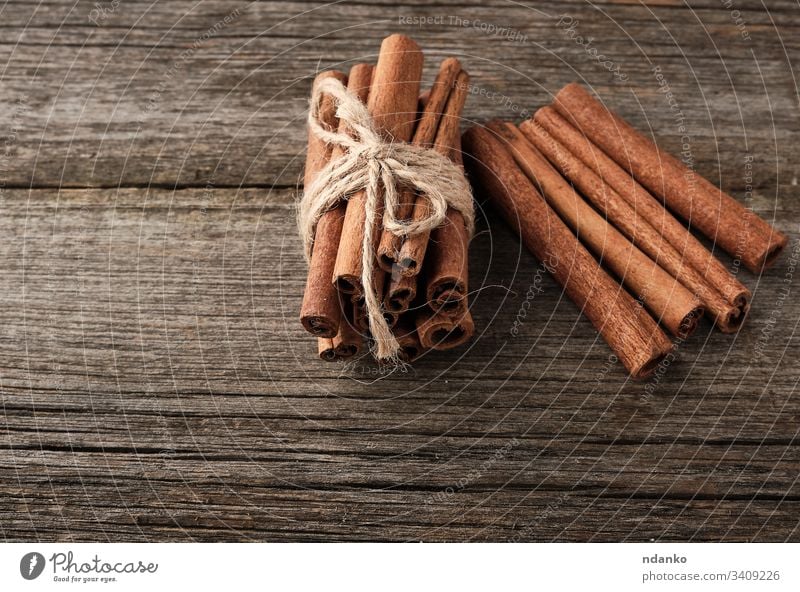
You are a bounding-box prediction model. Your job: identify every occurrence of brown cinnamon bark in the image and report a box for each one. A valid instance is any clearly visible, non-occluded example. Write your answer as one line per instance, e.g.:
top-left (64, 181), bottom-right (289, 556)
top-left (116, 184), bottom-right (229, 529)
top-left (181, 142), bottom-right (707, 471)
top-left (393, 319), bottom-right (426, 362)
top-left (299, 70), bottom-right (348, 337)
top-left (385, 271), bottom-right (417, 313)
top-left (533, 105), bottom-right (751, 314)
top-left (386, 78), bottom-right (472, 313)
top-left (398, 70), bottom-right (471, 277)
top-left (416, 307), bottom-right (474, 351)
top-left (429, 288), bottom-right (466, 313)
top-left (377, 57), bottom-right (462, 272)
top-left (354, 272), bottom-right (398, 333)
top-left (424, 128), bottom-right (470, 305)
top-left (463, 125), bottom-right (674, 379)
top-left (333, 35), bottom-right (424, 294)
top-left (493, 121), bottom-right (703, 338)
top-left (318, 338), bottom-right (337, 361)
top-left (552, 83), bottom-right (788, 273)
top-left (318, 312), bottom-right (362, 361)
top-left (520, 117), bottom-right (745, 333)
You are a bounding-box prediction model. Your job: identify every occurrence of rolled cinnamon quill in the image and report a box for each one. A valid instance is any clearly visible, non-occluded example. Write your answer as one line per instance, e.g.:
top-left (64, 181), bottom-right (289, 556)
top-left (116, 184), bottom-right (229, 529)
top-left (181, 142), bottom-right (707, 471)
top-left (399, 70), bottom-right (471, 277)
top-left (353, 272), bottom-right (397, 332)
top-left (552, 83), bottom-right (787, 273)
top-left (521, 117), bottom-right (744, 332)
top-left (377, 57), bottom-right (462, 272)
top-left (423, 123), bottom-right (470, 307)
top-left (318, 339), bottom-right (338, 361)
top-left (318, 312), bottom-right (362, 361)
top-left (387, 78), bottom-right (472, 313)
top-left (416, 306), bottom-right (475, 351)
top-left (385, 271), bottom-right (417, 313)
top-left (533, 105), bottom-right (751, 314)
top-left (299, 69), bottom-right (349, 337)
top-left (430, 288), bottom-right (465, 313)
top-left (333, 34), bottom-right (424, 294)
top-left (492, 121), bottom-right (704, 338)
top-left (463, 125), bottom-right (674, 379)
top-left (393, 319), bottom-right (427, 362)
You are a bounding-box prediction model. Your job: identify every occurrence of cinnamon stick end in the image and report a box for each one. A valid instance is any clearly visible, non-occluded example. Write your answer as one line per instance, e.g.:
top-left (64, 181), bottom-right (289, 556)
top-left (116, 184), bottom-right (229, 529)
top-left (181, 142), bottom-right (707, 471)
top-left (398, 257), bottom-right (420, 277)
top-left (631, 350), bottom-right (671, 381)
top-left (335, 275), bottom-right (361, 296)
top-left (318, 338), bottom-right (337, 361)
top-left (377, 251), bottom-right (397, 273)
top-left (717, 303), bottom-right (750, 334)
top-left (398, 342), bottom-right (423, 363)
top-left (386, 289), bottom-right (414, 313)
top-left (302, 315), bottom-right (338, 338)
top-left (677, 305), bottom-right (705, 339)
top-left (416, 309), bottom-right (474, 350)
top-left (752, 231), bottom-right (789, 272)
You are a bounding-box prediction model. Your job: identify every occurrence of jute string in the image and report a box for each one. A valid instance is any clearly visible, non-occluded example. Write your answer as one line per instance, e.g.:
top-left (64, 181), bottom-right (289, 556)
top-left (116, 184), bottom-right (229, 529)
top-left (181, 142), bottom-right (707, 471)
top-left (299, 77), bottom-right (475, 362)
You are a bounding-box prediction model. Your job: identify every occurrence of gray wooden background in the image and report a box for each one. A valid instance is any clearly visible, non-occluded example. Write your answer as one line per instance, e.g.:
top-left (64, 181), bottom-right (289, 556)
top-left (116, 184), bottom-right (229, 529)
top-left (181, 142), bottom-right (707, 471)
top-left (1, 0), bottom-right (798, 541)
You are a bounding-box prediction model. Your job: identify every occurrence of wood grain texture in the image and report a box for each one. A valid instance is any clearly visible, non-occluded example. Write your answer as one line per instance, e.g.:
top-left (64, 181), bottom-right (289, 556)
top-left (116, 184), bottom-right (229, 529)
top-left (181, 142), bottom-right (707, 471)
top-left (0, 0), bottom-right (799, 541)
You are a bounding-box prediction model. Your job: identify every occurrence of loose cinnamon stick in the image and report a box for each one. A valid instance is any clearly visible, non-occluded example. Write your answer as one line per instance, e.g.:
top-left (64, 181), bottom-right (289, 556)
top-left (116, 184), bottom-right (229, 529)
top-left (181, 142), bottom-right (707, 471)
top-left (520, 118), bottom-right (744, 332)
top-left (492, 121), bottom-right (703, 338)
top-left (533, 105), bottom-right (751, 314)
top-left (377, 57), bottom-right (462, 272)
top-left (299, 69), bottom-right (349, 337)
top-left (463, 125), bottom-right (674, 379)
top-left (333, 34), bottom-right (424, 294)
top-left (416, 307), bottom-right (474, 351)
top-left (399, 70), bottom-right (470, 277)
top-left (552, 83), bottom-right (788, 272)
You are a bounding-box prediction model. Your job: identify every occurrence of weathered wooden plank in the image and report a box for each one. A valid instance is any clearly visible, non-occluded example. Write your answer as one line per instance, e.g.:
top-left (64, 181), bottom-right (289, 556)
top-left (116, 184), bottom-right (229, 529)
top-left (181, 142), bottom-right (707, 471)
top-left (2, 481), bottom-right (798, 541)
top-left (1, 183), bottom-right (799, 541)
top-left (0, 1), bottom-right (797, 187)
top-left (1, 1), bottom-right (799, 542)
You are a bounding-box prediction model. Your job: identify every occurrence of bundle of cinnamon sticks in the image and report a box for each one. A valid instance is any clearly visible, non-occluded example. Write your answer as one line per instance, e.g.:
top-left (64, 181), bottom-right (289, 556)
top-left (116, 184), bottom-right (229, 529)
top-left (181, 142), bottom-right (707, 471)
top-left (300, 35), bottom-right (475, 363)
top-left (463, 83), bottom-right (787, 379)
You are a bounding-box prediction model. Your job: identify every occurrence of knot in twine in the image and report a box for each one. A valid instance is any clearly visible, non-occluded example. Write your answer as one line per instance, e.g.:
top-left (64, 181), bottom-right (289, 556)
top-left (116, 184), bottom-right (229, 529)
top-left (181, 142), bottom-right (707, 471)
top-left (298, 76), bottom-right (475, 362)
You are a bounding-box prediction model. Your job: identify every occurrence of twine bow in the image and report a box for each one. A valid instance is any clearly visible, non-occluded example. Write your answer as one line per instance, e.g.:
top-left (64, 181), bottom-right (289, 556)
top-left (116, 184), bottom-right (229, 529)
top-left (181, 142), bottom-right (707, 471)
top-left (298, 76), bottom-right (475, 362)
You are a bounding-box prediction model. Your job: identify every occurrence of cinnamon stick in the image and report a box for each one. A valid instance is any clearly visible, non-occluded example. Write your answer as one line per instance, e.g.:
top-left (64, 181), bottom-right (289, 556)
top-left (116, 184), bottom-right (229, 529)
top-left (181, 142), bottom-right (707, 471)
top-left (399, 70), bottom-right (471, 276)
top-left (423, 122), bottom-right (470, 306)
top-left (318, 338), bottom-right (338, 361)
top-left (318, 313), bottom-right (362, 361)
top-left (354, 274), bottom-right (399, 333)
top-left (386, 76), bottom-right (471, 313)
top-left (333, 34), bottom-right (424, 294)
top-left (532, 105), bottom-right (751, 315)
top-left (299, 69), bottom-right (349, 337)
top-left (492, 121), bottom-right (703, 338)
top-left (552, 83), bottom-right (788, 273)
top-left (416, 306), bottom-right (474, 351)
top-left (393, 319), bottom-right (426, 362)
top-left (463, 125), bottom-right (674, 379)
top-left (377, 57), bottom-right (462, 272)
top-left (385, 271), bottom-right (417, 313)
top-left (429, 288), bottom-right (465, 313)
top-left (520, 117), bottom-right (745, 332)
